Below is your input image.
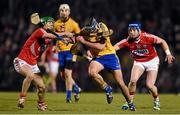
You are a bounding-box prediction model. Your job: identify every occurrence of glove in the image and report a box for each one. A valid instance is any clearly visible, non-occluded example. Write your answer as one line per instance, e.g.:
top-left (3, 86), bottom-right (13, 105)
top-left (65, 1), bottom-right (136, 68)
top-left (57, 35), bottom-right (63, 40)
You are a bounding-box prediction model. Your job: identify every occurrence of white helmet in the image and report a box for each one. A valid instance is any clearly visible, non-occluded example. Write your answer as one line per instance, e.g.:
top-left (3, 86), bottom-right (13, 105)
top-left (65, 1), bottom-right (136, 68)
top-left (59, 4), bottom-right (70, 11)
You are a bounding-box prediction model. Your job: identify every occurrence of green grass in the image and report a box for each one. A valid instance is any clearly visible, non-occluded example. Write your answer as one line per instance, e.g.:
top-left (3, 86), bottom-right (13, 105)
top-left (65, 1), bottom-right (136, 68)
top-left (0, 92), bottom-right (179, 114)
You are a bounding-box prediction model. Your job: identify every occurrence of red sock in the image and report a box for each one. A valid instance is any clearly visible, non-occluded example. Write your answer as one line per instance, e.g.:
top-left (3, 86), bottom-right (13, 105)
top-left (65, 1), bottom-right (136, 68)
top-left (38, 100), bottom-right (45, 103)
top-left (129, 92), bottom-right (135, 101)
top-left (20, 92), bottom-right (27, 98)
top-left (129, 92), bottom-right (135, 95)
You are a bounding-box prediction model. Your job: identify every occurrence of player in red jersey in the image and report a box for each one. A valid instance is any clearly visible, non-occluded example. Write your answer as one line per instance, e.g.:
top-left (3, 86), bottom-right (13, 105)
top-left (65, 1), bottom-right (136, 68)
top-left (40, 44), bottom-right (59, 93)
top-left (13, 16), bottom-right (72, 111)
top-left (114, 23), bottom-right (175, 110)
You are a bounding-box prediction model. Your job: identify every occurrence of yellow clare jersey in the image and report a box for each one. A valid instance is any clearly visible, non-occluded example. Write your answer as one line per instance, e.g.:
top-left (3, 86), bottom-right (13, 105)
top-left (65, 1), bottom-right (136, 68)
top-left (90, 22), bottom-right (116, 56)
top-left (54, 18), bottom-right (80, 51)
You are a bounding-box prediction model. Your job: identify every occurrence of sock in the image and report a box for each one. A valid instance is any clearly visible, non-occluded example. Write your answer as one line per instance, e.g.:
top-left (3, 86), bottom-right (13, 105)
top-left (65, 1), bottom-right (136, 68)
top-left (20, 92), bottom-right (27, 98)
top-left (73, 84), bottom-right (79, 94)
top-left (104, 85), bottom-right (112, 94)
top-left (66, 90), bottom-right (72, 101)
top-left (129, 92), bottom-right (135, 101)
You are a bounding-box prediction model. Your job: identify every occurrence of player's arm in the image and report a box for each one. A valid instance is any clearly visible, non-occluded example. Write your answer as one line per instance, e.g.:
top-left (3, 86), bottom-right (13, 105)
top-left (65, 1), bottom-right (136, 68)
top-left (76, 36), bottom-right (105, 50)
top-left (41, 28), bottom-right (62, 40)
top-left (153, 35), bottom-right (175, 64)
top-left (42, 30), bottom-right (72, 39)
top-left (114, 39), bottom-right (127, 51)
top-left (114, 42), bottom-right (121, 51)
top-left (41, 29), bottom-right (73, 44)
top-left (42, 32), bottom-right (59, 39)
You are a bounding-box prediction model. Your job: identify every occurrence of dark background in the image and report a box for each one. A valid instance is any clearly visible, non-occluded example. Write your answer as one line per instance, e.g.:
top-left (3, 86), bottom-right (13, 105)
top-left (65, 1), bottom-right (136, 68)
top-left (0, 0), bottom-right (180, 93)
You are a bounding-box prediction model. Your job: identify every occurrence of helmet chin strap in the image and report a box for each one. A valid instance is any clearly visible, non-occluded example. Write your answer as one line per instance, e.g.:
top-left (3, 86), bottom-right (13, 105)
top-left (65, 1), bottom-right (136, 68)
top-left (134, 36), bottom-right (140, 43)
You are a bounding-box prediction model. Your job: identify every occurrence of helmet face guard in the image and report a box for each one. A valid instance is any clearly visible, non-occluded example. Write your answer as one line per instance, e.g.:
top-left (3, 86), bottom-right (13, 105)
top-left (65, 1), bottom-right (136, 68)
top-left (83, 18), bottom-right (99, 33)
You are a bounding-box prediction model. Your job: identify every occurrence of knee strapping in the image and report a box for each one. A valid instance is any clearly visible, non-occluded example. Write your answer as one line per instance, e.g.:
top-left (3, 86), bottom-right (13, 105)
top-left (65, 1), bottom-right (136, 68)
top-left (37, 86), bottom-right (46, 93)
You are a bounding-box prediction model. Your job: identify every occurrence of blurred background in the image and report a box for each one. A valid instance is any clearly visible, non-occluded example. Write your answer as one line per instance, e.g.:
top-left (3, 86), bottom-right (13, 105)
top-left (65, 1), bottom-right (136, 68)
top-left (0, 0), bottom-right (180, 94)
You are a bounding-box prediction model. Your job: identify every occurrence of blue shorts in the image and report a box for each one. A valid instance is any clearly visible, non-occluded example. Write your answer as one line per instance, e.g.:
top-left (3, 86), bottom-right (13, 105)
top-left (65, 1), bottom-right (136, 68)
top-left (58, 51), bottom-right (73, 69)
top-left (95, 54), bottom-right (121, 70)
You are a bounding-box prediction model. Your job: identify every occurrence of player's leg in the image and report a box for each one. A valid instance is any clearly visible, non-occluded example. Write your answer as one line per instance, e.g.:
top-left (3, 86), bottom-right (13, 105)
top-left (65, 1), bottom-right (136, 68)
top-left (71, 55), bottom-right (82, 102)
top-left (121, 64), bottom-right (144, 110)
top-left (59, 69), bottom-right (74, 102)
top-left (146, 57), bottom-right (160, 110)
top-left (49, 71), bottom-right (57, 92)
top-left (108, 55), bottom-right (131, 104)
top-left (33, 73), bottom-right (47, 111)
top-left (13, 58), bottom-right (35, 108)
top-left (112, 70), bottom-right (136, 111)
top-left (64, 76), bottom-right (81, 103)
top-left (58, 51), bottom-right (73, 102)
top-left (49, 61), bottom-right (59, 93)
top-left (18, 68), bottom-right (34, 108)
top-left (64, 61), bottom-right (81, 102)
top-left (88, 61), bottom-right (106, 88)
top-left (71, 78), bottom-right (82, 102)
top-left (146, 70), bottom-right (160, 110)
top-left (105, 54), bottom-right (136, 110)
top-left (64, 67), bottom-right (74, 103)
top-left (20, 65), bottom-right (34, 95)
top-left (128, 64), bottom-right (144, 101)
top-left (64, 52), bottom-right (81, 102)
top-left (88, 60), bottom-right (113, 104)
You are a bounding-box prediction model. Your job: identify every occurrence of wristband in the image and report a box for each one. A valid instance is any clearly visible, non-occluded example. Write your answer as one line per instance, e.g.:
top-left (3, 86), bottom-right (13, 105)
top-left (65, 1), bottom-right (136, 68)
top-left (165, 49), bottom-right (171, 55)
top-left (57, 35), bottom-right (63, 40)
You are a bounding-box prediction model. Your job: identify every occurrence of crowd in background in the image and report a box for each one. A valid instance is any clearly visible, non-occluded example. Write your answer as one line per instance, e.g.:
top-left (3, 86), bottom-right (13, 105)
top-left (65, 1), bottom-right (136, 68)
top-left (0, 0), bottom-right (180, 93)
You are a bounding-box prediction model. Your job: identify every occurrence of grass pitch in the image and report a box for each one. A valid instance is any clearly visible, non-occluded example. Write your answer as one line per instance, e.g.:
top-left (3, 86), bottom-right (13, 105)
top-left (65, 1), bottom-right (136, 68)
top-left (0, 92), bottom-right (179, 114)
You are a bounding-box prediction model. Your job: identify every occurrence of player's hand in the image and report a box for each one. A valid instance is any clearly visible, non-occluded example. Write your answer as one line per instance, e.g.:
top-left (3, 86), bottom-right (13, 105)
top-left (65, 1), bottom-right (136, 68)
top-left (76, 36), bottom-right (86, 44)
top-left (64, 32), bottom-right (74, 38)
top-left (165, 54), bottom-right (175, 64)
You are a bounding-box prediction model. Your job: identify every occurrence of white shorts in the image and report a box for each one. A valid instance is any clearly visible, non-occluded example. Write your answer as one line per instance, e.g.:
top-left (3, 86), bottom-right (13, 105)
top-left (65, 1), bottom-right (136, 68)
top-left (48, 61), bottom-right (59, 75)
top-left (13, 57), bottom-right (40, 73)
top-left (133, 57), bottom-right (160, 71)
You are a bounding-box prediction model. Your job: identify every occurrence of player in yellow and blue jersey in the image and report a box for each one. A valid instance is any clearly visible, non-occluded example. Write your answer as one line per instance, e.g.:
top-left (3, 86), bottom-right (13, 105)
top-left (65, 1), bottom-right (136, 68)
top-left (54, 4), bottom-right (81, 103)
top-left (76, 18), bottom-right (136, 111)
